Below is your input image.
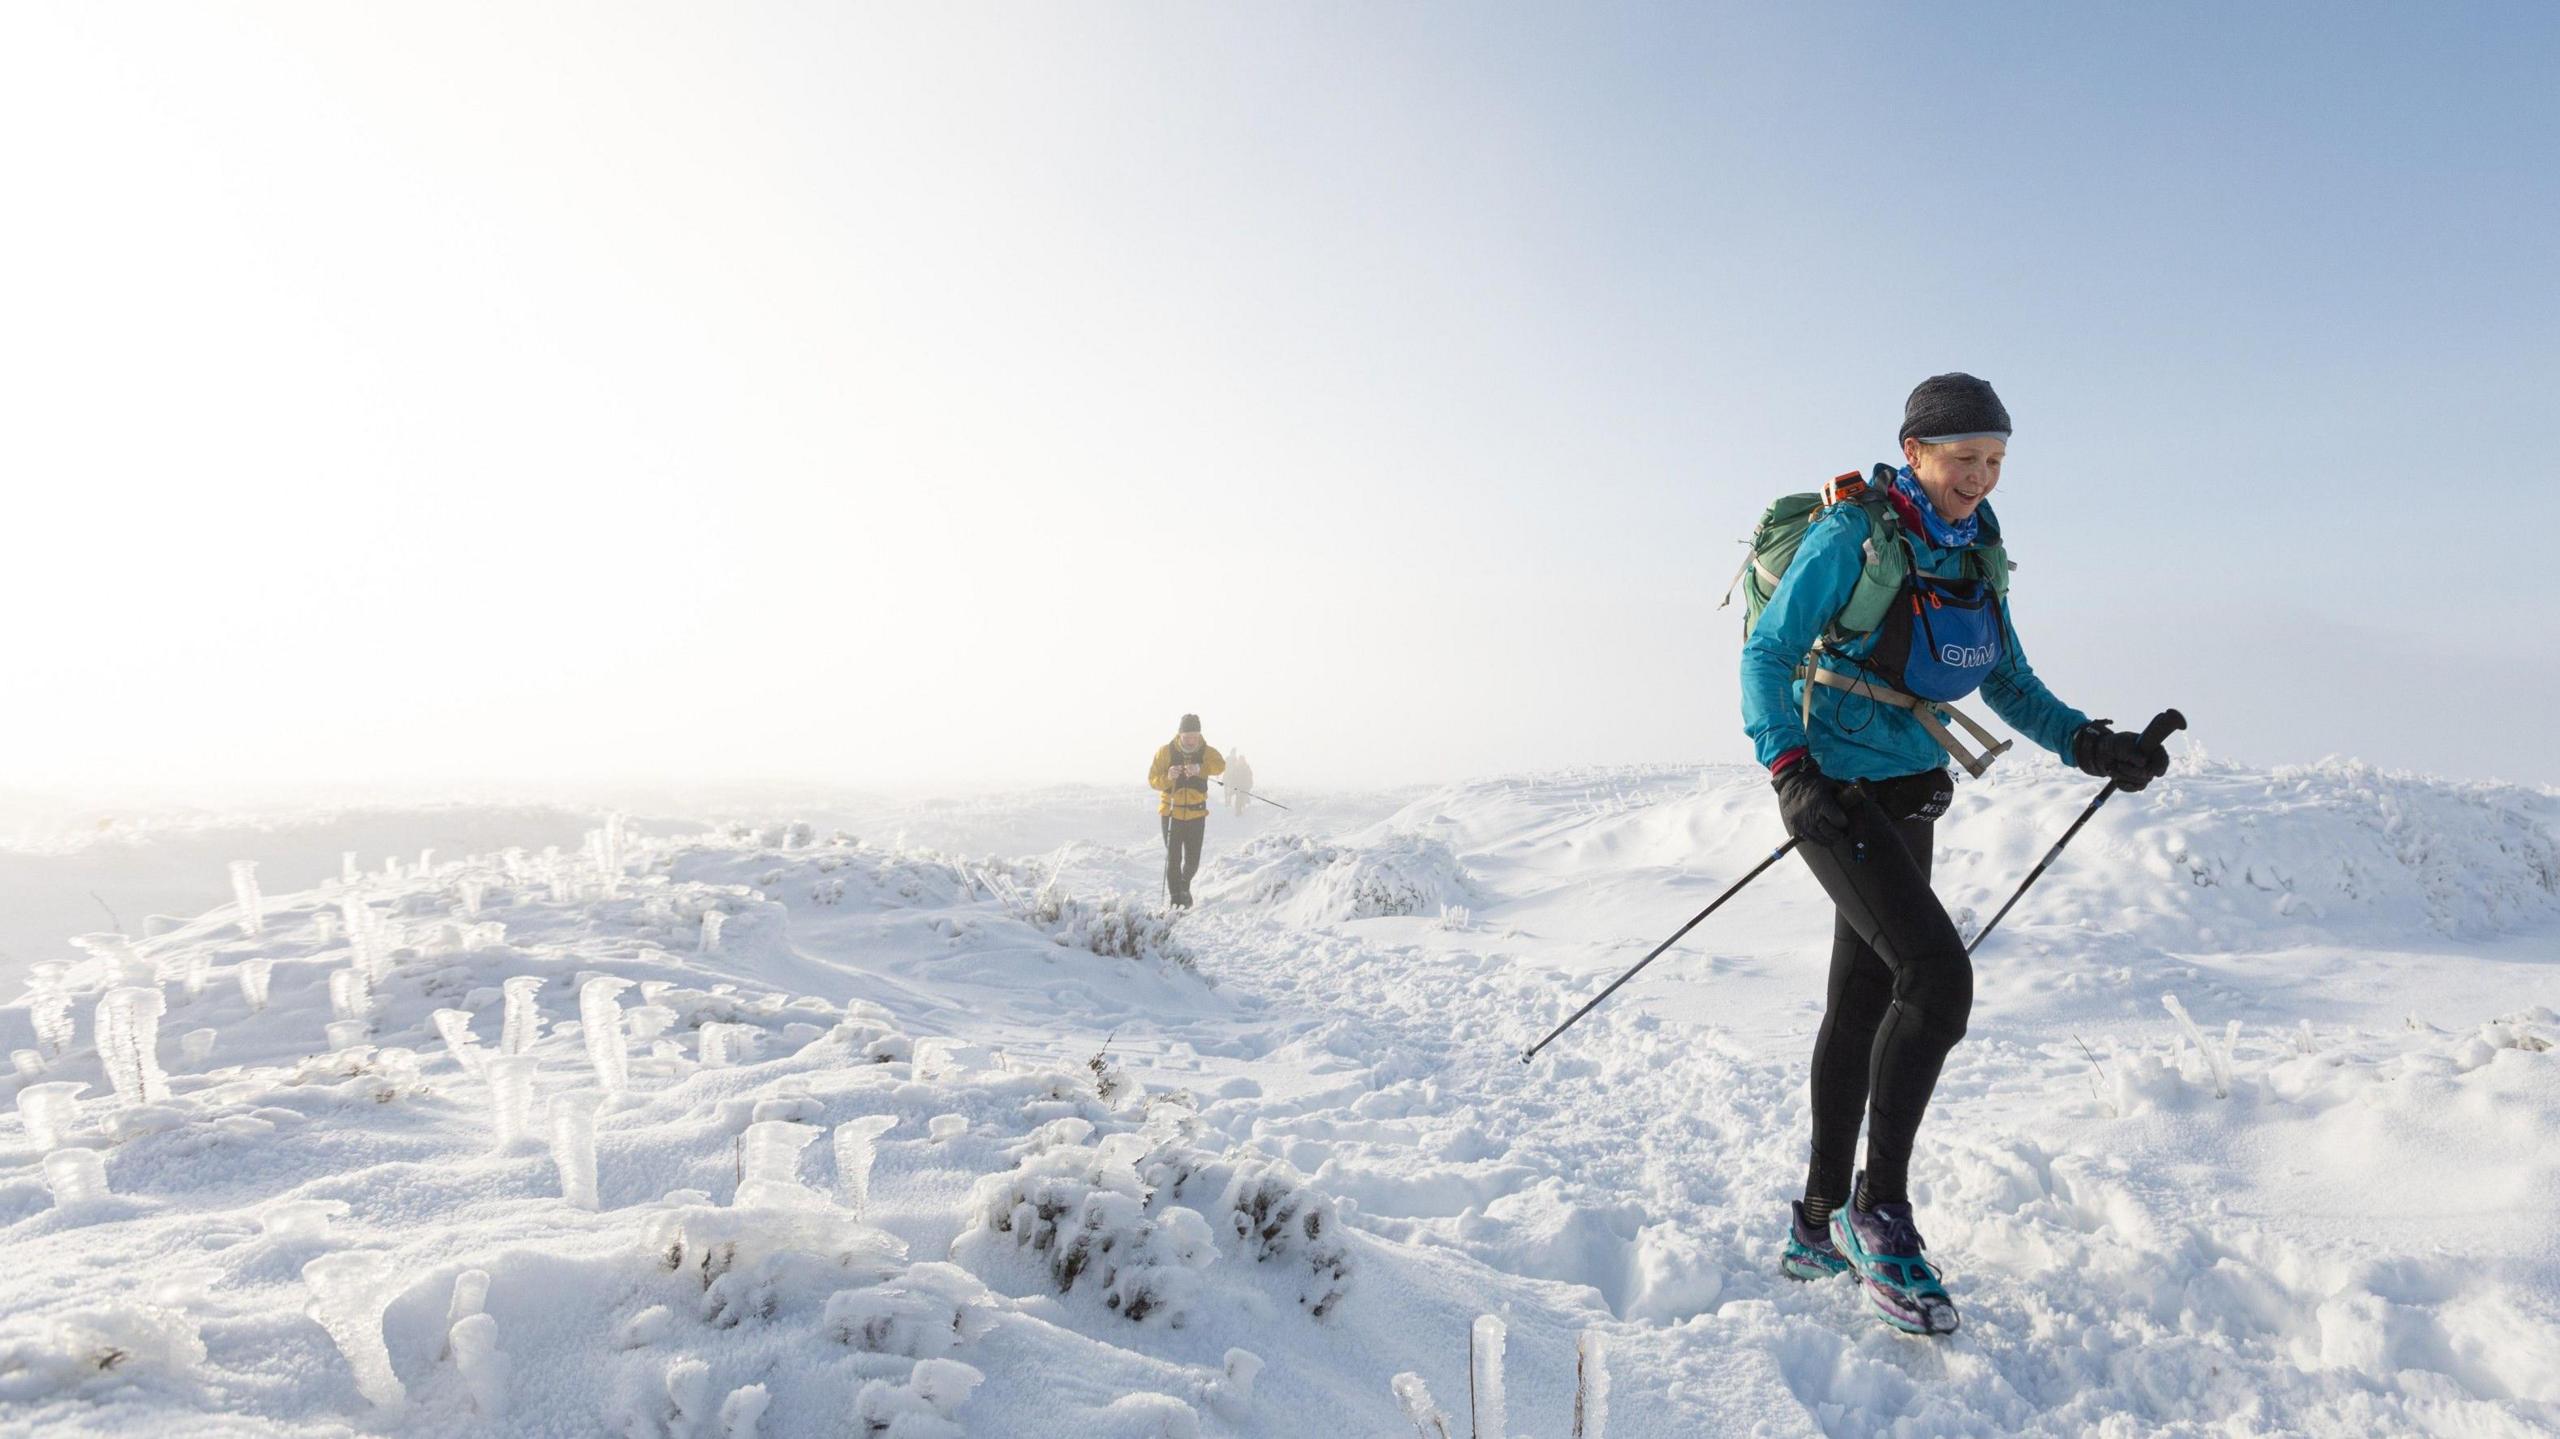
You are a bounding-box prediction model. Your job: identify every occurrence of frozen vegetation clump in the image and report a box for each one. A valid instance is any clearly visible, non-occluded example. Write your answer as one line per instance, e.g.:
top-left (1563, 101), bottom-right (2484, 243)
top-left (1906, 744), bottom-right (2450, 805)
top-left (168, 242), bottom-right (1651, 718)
top-left (959, 1122), bottom-right (1352, 1325)
top-left (0, 1304), bottom-right (206, 1399)
top-left (852, 1358), bottom-right (982, 1439)
top-left (822, 1263), bottom-right (993, 1359)
top-left (1021, 888), bottom-right (1193, 967)
top-left (1201, 831), bottom-right (1480, 923)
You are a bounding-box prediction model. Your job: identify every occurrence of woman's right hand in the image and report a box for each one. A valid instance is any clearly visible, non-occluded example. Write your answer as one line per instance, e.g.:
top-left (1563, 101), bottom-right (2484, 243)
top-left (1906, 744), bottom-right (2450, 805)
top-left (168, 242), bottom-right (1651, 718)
top-left (1774, 759), bottom-right (1858, 847)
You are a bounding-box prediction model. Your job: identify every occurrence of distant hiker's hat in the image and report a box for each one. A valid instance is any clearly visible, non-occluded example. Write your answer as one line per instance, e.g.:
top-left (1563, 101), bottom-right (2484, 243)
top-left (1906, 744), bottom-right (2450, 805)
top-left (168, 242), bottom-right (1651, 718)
top-left (1899, 373), bottom-right (2012, 444)
top-left (1178, 714), bottom-right (1202, 733)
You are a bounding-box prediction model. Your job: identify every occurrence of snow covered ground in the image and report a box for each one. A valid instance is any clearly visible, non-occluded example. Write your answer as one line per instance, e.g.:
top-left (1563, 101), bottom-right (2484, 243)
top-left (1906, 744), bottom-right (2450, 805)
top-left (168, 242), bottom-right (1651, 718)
top-left (2, 753), bottom-right (2556, 1436)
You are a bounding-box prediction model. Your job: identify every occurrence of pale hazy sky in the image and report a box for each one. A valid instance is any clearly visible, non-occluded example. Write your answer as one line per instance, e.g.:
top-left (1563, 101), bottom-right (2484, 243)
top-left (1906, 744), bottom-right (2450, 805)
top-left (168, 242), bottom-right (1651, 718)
top-left (4, 3), bottom-right (2555, 794)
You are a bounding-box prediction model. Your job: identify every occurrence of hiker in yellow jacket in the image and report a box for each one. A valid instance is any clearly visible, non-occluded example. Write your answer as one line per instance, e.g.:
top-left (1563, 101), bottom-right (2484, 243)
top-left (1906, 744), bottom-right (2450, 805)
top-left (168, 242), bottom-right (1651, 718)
top-left (1148, 714), bottom-right (1225, 909)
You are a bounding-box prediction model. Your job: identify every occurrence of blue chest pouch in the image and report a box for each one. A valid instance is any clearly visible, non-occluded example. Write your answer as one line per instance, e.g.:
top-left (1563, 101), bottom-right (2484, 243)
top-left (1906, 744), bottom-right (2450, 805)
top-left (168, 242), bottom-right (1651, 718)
top-left (1868, 565), bottom-right (2004, 703)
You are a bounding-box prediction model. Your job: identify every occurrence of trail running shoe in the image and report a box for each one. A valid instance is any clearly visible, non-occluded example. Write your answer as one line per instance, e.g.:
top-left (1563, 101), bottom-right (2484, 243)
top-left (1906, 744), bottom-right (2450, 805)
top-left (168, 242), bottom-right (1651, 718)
top-left (1829, 1185), bottom-right (1959, 1336)
top-left (1782, 1200), bottom-right (1851, 1281)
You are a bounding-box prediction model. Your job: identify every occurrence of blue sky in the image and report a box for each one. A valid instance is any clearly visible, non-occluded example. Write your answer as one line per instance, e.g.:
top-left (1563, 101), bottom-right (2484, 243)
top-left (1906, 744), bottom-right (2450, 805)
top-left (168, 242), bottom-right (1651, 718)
top-left (1, 3), bottom-right (2553, 791)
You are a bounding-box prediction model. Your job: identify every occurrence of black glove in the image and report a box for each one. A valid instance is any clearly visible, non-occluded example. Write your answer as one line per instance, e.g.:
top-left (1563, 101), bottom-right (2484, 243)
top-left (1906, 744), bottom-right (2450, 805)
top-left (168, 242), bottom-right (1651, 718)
top-left (1774, 759), bottom-right (1858, 847)
top-left (2073, 721), bottom-right (2170, 792)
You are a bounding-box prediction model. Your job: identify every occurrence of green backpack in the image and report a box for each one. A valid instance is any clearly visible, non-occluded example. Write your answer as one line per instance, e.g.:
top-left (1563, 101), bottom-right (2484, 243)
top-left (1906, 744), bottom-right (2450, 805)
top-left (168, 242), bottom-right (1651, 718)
top-left (1723, 464), bottom-right (2010, 645)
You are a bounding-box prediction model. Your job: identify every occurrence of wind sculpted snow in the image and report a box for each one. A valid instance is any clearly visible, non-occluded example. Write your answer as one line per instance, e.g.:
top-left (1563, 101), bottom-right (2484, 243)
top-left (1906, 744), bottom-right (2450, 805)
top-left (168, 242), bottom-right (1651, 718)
top-left (0, 757), bottom-right (2555, 1435)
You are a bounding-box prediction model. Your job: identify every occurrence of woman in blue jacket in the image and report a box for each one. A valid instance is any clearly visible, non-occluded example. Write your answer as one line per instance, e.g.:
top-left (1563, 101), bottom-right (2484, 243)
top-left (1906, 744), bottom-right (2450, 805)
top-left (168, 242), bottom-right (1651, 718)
top-left (1739, 373), bottom-right (2170, 1335)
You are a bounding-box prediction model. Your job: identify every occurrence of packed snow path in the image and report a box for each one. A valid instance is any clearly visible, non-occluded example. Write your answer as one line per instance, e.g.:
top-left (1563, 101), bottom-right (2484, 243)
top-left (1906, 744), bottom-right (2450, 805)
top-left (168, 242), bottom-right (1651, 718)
top-left (2, 756), bottom-right (2556, 1435)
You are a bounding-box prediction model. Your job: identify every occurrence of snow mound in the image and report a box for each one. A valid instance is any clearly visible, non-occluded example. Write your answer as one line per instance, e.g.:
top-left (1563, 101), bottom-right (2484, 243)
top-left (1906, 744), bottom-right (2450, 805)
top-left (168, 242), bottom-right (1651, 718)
top-left (1198, 832), bottom-right (1480, 924)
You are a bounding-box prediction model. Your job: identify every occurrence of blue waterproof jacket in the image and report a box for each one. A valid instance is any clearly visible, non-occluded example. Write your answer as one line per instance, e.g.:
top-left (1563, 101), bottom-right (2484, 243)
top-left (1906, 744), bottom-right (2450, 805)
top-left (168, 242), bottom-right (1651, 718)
top-left (1740, 498), bottom-right (2089, 781)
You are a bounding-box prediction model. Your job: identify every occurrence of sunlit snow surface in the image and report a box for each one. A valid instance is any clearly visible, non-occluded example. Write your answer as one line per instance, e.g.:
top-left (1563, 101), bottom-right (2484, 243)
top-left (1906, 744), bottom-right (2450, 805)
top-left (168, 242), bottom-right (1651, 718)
top-left (1, 754), bottom-right (2556, 1436)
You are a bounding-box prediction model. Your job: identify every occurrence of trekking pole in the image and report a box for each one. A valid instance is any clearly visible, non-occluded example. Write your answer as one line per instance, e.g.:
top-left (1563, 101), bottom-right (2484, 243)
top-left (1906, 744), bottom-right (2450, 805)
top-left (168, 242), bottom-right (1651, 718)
top-left (1215, 779), bottom-right (1292, 812)
top-left (1522, 839), bottom-right (1801, 1063)
top-left (1968, 708), bottom-right (2187, 956)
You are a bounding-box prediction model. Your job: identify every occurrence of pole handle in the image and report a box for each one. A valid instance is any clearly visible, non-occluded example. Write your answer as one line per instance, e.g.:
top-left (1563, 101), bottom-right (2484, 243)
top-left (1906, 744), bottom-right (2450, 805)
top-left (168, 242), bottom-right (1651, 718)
top-left (2138, 708), bottom-right (2188, 750)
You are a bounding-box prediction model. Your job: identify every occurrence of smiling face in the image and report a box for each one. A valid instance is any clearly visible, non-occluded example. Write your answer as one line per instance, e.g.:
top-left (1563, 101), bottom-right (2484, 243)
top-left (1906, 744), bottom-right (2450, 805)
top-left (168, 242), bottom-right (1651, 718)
top-left (1901, 436), bottom-right (2006, 523)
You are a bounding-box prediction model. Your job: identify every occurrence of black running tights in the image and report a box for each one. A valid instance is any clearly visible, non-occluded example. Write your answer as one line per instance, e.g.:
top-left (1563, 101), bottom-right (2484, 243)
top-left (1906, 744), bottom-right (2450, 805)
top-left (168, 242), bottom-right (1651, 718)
top-left (1798, 793), bottom-right (1971, 1210)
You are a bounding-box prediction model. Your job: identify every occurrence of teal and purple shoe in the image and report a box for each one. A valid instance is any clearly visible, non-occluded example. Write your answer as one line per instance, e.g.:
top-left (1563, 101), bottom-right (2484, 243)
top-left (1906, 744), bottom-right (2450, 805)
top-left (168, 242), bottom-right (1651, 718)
top-left (1828, 1186), bottom-right (1959, 1336)
top-left (1781, 1200), bottom-right (1851, 1281)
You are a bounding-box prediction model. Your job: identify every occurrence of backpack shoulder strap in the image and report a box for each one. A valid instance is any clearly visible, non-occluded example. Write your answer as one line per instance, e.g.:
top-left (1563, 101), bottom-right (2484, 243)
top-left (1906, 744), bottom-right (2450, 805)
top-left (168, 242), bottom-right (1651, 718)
top-left (1824, 465), bottom-right (1909, 638)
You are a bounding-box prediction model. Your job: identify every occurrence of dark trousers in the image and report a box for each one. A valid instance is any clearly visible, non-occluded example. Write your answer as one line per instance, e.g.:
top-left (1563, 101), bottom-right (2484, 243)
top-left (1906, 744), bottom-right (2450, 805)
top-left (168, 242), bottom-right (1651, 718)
top-left (1796, 771), bottom-right (1969, 1208)
top-left (1162, 815), bottom-right (1205, 905)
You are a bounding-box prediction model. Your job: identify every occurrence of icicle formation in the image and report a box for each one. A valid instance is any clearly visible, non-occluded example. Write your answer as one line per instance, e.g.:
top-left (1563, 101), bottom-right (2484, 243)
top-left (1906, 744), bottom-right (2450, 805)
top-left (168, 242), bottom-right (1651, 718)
top-left (327, 1020), bottom-right (370, 1052)
top-left (11, 1051), bottom-right (44, 1080)
top-left (486, 1057), bottom-right (537, 1150)
top-left (302, 1252), bottom-right (408, 1409)
top-left (229, 860), bottom-right (265, 937)
top-left (314, 909), bottom-right (339, 944)
top-left (2162, 993), bottom-right (2234, 1097)
top-left (341, 898), bottom-right (379, 981)
top-left (832, 1115), bottom-right (900, 1217)
top-left (445, 1269), bottom-right (489, 1340)
top-left (719, 1385), bottom-right (771, 1439)
top-left (736, 1120), bottom-right (819, 1207)
top-left (458, 876), bottom-right (488, 918)
top-left (551, 1094), bottom-right (600, 1210)
top-left (237, 958), bottom-right (274, 1011)
top-left (94, 987), bottom-right (170, 1106)
top-left (30, 989), bottom-right (74, 1058)
top-left (177, 950), bottom-right (211, 1000)
top-left (1471, 1314), bottom-right (1507, 1439)
top-left (627, 1004), bottom-right (677, 1042)
top-left (43, 1149), bottom-right (112, 1214)
top-left (698, 1023), bottom-right (749, 1069)
top-left (329, 967), bottom-right (373, 1024)
top-left (501, 977), bottom-right (546, 1055)
top-left (579, 977), bottom-right (635, 1093)
top-left (1392, 1373), bottom-right (1452, 1438)
top-left (1576, 1328), bottom-right (1609, 1439)
top-left (698, 910), bottom-right (726, 954)
top-left (592, 812), bottom-right (627, 895)
top-left (74, 934), bottom-right (151, 986)
top-left (432, 1009), bottom-right (487, 1076)
top-left (16, 1081), bottom-right (88, 1149)
top-left (376, 1047), bottom-right (422, 1091)
top-left (181, 1028), bottom-right (217, 1065)
top-left (449, 1312), bottom-right (508, 1416)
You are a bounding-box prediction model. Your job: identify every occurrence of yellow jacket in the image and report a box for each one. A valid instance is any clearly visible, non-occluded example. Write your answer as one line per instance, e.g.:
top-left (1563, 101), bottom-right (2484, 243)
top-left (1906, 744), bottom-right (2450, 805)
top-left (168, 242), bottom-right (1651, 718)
top-left (1149, 741), bottom-right (1226, 820)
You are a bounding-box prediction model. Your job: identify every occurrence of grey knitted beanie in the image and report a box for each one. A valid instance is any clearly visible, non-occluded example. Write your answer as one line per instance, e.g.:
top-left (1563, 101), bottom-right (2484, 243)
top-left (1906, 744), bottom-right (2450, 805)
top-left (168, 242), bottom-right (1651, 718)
top-left (1899, 373), bottom-right (2012, 444)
